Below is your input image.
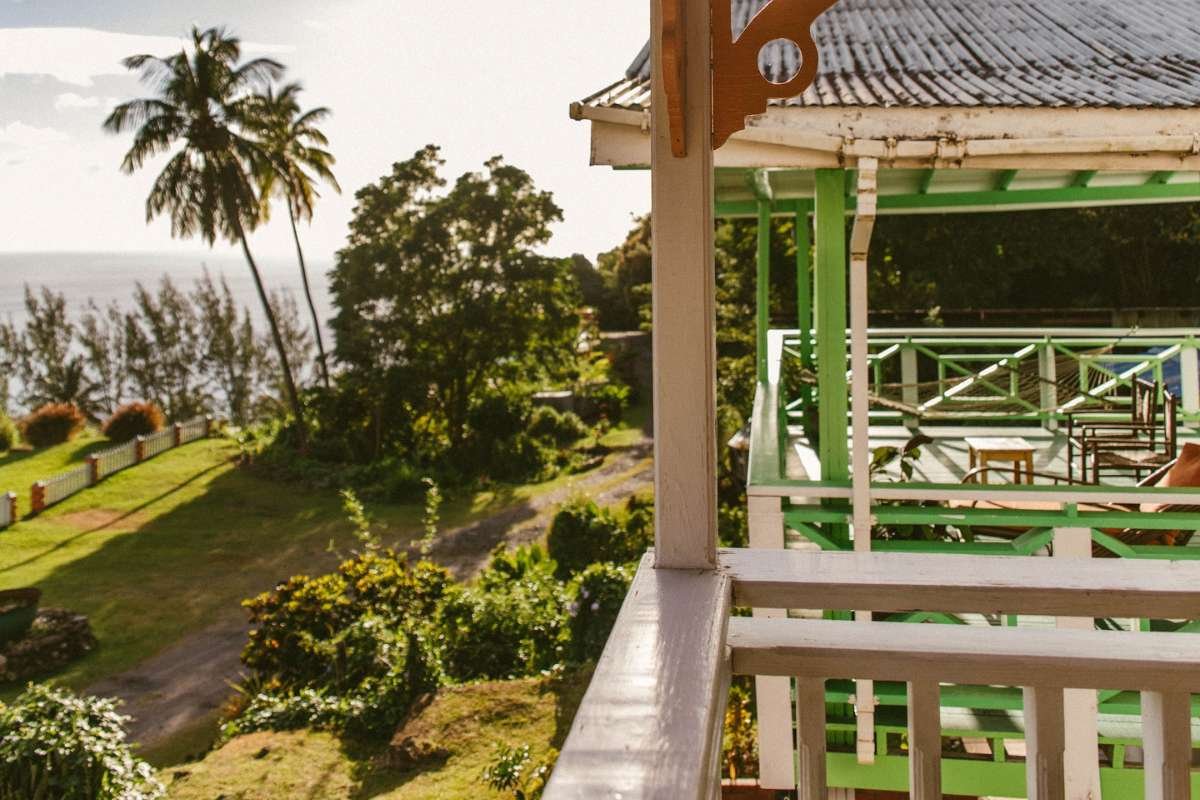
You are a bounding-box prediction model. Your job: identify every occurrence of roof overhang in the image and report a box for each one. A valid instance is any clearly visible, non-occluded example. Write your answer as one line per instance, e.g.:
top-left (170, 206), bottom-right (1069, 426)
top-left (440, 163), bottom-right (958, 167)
top-left (571, 103), bottom-right (1200, 212)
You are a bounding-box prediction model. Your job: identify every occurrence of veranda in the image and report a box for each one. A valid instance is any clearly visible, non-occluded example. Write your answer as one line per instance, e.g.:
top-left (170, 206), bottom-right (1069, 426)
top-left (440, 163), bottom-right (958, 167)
top-left (551, 1), bottom-right (1200, 798)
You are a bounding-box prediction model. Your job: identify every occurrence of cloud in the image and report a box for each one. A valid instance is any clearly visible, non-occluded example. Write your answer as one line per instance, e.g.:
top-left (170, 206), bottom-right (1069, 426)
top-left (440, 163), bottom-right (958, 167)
top-left (54, 92), bottom-right (101, 110)
top-left (0, 27), bottom-right (293, 87)
top-left (0, 121), bottom-right (70, 148)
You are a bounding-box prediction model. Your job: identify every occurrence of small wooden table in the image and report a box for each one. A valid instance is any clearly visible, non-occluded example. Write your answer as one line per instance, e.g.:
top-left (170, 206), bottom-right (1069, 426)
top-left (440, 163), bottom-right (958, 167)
top-left (965, 436), bottom-right (1037, 484)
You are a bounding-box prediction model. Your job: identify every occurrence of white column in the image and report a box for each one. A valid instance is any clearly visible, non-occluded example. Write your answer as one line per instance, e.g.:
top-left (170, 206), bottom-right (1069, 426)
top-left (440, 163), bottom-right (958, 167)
top-left (908, 680), bottom-right (943, 800)
top-left (1181, 341), bottom-right (1199, 418)
top-left (902, 344), bottom-right (919, 430)
top-left (749, 495), bottom-right (795, 789)
top-left (650, 0), bottom-right (717, 569)
top-left (1040, 341), bottom-right (1059, 431)
top-left (849, 161), bottom-right (879, 765)
top-left (1025, 686), bottom-right (1067, 800)
top-left (1055, 528), bottom-right (1102, 799)
top-left (796, 677), bottom-right (828, 800)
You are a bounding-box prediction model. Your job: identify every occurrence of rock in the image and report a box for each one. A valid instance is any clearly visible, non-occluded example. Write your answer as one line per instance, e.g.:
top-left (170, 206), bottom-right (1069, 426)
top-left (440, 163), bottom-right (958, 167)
top-left (387, 736), bottom-right (451, 770)
top-left (0, 608), bottom-right (96, 683)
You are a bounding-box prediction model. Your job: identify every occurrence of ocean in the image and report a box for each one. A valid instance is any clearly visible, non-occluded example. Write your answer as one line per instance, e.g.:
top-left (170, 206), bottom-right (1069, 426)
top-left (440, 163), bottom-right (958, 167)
top-left (0, 252), bottom-right (336, 330)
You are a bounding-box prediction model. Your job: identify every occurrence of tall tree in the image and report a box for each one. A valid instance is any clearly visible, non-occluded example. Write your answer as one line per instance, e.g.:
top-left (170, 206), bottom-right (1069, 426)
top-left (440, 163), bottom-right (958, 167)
top-left (331, 146), bottom-right (579, 451)
top-left (251, 83), bottom-right (340, 389)
top-left (103, 26), bottom-right (309, 445)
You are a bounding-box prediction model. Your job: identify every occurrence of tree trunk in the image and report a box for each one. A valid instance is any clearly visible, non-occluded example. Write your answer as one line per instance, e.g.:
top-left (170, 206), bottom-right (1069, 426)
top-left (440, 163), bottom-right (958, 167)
top-left (288, 204), bottom-right (331, 390)
top-left (234, 219), bottom-right (309, 449)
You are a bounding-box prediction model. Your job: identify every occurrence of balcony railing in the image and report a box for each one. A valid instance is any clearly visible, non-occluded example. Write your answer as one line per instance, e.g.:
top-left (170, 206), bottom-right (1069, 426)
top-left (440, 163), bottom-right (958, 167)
top-left (546, 549), bottom-right (1200, 800)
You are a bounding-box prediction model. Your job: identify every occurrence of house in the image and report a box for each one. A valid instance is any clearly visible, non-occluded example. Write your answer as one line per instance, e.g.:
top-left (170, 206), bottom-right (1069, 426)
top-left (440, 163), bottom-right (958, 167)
top-left (549, 2), bottom-right (1200, 798)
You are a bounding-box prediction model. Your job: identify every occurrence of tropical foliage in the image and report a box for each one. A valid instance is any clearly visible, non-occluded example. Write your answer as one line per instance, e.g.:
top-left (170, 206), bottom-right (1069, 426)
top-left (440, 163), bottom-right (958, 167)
top-left (104, 26), bottom-right (311, 444)
top-left (21, 403), bottom-right (86, 449)
top-left (102, 402), bottom-right (166, 443)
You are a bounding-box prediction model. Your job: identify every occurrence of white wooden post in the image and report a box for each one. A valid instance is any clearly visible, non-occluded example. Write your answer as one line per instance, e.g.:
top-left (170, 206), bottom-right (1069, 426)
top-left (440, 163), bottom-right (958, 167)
top-left (1024, 685), bottom-right (1067, 800)
top-left (908, 680), bottom-right (943, 800)
top-left (1040, 341), bottom-right (1059, 431)
top-left (1054, 527), bottom-right (1102, 799)
top-left (748, 495), bottom-right (794, 789)
top-left (849, 162), bottom-right (879, 765)
top-left (902, 343), bottom-right (919, 430)
top-left (1142, 690), bottom-right (1193, 800)
top-left (650, 0), bottom-right (718, 570)
top-left (1181, 340), bottom-right (1199, 418)
top-left (796, 677), bottom-right (828, 800)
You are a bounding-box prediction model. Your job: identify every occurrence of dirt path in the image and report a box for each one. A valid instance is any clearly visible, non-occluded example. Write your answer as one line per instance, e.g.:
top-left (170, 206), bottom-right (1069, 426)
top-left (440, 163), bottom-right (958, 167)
top-left (89, 440), bottom-right (653, 754)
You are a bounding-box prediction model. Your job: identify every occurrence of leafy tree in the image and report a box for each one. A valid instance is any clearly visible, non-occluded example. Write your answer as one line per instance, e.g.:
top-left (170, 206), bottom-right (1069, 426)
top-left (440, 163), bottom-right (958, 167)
top-left (330, 145), bottom-right (580, 453)
top-left (79, 300), bottom-right (128, 415)
top-left (594, 214), bottom-right (652, 331)
top-left (124, 277), bottom-right (209, 420)
top-left (104, 26), bottom-right (309, 445)
top-left (193, 271), bottom-right (265, 424)
top-left (1, 288), bottom-right (102, 415)
top-left (257, 289), bottom-right (313, 417)
top-left (251, 82), bottom-right (340, 389)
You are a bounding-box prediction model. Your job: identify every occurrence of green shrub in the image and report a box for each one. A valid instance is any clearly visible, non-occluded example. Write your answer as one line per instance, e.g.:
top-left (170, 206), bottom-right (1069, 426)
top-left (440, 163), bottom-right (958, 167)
top-left (0, 416), bottom-right (17, 452)
top-left (565, 562), bottom-right (633, 663)
top-left (546, 497), bottom-right (653, 579)
top-left (481, 742), bottom-right (556, 800)
top-left (577, 382), bottom-right (630, 424)
top-left (436, 547), bottom-right (568, 681)
top-left (102, 401), bottom-right (165, 443)
top-left (527, 406), bottom-right (589, 445)
top-left (235, 550), bottom-right (449, 738)
top-left (0, 683), bottom-right (163, 800)
top-left (21, 403), bottom-right (86, 448)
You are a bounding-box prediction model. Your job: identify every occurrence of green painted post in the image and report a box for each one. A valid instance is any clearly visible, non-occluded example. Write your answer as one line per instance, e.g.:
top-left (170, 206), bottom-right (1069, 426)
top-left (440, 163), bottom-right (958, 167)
top-left (756, 199), bottom-right (771, 383)
top-left (815, 170), bottom-right (849, 487)
top-left (796, 207), bottom-right (813, 373)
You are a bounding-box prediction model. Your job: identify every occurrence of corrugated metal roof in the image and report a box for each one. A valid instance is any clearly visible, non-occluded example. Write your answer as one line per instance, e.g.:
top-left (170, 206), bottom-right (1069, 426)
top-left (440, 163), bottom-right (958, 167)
top-left (585, 0), bottom-right (1200, 110)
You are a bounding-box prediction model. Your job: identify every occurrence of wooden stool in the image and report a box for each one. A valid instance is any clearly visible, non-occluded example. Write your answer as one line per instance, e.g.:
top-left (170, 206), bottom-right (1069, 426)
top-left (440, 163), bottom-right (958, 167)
top-left (965, 436), bottom-right (1036, 484)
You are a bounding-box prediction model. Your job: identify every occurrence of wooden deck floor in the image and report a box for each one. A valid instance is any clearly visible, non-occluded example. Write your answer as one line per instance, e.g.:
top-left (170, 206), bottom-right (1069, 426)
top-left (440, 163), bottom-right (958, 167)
top-left (788, 424), bottom-right (1199, 487)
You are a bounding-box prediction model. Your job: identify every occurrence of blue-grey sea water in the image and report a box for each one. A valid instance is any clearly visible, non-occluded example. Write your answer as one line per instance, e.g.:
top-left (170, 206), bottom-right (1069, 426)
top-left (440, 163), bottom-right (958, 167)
top-left (0, 251), bottom-right (335, 330)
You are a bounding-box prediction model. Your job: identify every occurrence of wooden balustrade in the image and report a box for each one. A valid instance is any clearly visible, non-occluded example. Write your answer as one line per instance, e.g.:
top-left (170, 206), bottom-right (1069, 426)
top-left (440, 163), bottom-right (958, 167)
top-left (546, 549), bottom-right (1200, 800)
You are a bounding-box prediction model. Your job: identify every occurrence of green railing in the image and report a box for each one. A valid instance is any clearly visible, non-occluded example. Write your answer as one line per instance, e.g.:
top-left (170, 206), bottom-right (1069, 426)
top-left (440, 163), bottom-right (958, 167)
top-left (779, 327), bottom-right (1200, 425)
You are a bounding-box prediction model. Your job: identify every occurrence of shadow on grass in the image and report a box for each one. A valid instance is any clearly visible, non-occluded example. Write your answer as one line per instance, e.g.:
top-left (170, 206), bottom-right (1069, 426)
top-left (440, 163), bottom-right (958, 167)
top-left (1, 463), bottom-right (225, 575)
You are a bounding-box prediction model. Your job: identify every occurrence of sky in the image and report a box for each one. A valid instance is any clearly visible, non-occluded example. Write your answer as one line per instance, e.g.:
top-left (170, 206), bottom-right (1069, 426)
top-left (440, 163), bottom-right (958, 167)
top-left (0, 0), bottom-right (651, 263)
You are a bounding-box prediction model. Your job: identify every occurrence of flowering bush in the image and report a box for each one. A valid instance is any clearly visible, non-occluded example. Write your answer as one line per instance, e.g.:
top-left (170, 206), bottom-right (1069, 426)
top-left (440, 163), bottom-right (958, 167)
top-left (0, 683), bottom-right (163, 800)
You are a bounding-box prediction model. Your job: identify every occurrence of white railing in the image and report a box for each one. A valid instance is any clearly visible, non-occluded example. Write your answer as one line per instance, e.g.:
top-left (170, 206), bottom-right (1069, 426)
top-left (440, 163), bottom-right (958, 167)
top-left (141, 428), bottom-right (174, 460)
top-left (0, 492), bottom-right (15, 530)
top-left (41, 466), bottom-right (91, 507)
top-left (547, 549), bottom-right (1200, 800)
top-left (94, 440), bottom-right (138, 479)
top-left (177, 416), bottom-right (209, 445)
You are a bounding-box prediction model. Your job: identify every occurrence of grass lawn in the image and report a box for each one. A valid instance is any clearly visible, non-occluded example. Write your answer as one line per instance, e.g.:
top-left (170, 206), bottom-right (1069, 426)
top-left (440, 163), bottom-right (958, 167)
top-left (167, 667), bottom-right (591, 800)
top-left (0, 432), bottom-right (634, 694)
top-left (0, 429), bottom-right (117, 517)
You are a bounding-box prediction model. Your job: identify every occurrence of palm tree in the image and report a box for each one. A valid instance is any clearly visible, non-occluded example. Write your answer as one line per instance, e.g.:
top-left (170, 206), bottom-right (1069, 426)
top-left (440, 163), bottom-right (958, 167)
top-left (103, 26), bottom-right (309, 445)
top-left (251, 83), bottom-right (340, 389)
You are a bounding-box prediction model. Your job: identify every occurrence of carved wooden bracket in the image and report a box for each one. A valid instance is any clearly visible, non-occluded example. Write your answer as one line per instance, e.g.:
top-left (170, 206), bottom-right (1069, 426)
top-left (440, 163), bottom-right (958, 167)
top-left (662, 0), bottom-right (688, 157)
top-left (711, 0), bottom-right (837, 149)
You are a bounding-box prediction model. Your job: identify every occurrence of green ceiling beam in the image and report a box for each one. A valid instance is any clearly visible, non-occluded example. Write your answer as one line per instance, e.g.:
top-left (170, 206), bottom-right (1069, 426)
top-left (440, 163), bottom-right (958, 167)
top-left (918, 169), bottom-right (937, 194)
top-left (1073, 170), bottom-right (1098, 188)
top-left (996, 170), bottom-right (1019, 191)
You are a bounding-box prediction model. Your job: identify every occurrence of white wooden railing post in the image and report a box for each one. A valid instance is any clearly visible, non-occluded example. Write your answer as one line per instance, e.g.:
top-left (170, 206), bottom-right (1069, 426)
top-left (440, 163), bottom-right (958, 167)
top-left (1181, 340), bottom-right (1199, 418)
top-left (649, 0), bottom-right (717, 570)
top-left (1142, 690), bottom-right (1193, 800)
top-left (796, 677), bottom-right (828, 800)
top-left (1054, 527), bottom-right (1102, 799)
top-left (1024, 686), bottom-right (1067, 800)
top-left (1039, 339), bottom-right (1059, 431)
top-left (748, 495), bottom-right (795, 790)
top-left (908, 680), bottom-right (943, 800)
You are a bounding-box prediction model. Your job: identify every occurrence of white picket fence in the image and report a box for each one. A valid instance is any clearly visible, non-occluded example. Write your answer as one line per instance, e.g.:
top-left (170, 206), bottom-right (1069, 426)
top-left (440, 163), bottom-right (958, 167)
top-left (94, 440), bottom-right (138, 480)
top-left (42, 466), bottom-right (91, 507)
top-left (0, 492), bottom-right (14, 531)
top-left (25, 415), bottom-right (213, 517)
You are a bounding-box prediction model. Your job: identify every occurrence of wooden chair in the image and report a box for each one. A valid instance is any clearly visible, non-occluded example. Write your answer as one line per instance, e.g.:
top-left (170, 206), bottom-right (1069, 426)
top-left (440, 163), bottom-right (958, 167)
top-left (1081, 391), bottom-right (1178, 483)
top-left (954, 459), bottom-right (1199, 556)
top-left (1066, 378), bottom-right (1159, 481)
